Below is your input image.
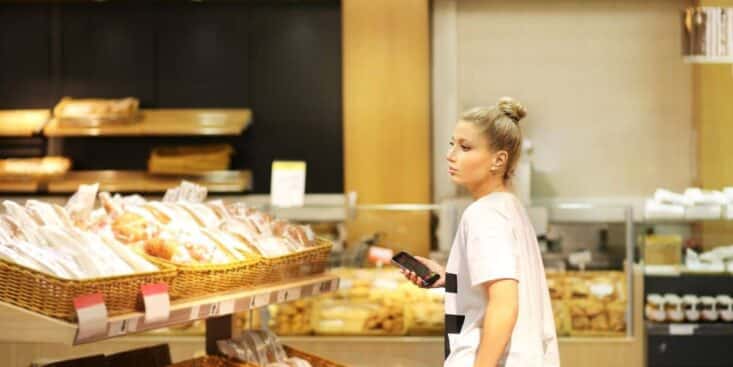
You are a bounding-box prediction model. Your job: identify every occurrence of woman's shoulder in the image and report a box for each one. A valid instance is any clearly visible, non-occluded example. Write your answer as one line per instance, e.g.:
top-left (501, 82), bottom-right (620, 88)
top-left (464, 192), bottom-right (515, 222)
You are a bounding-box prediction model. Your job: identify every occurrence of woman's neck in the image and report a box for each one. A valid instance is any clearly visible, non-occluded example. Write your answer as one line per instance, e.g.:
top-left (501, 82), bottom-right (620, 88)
top-left (468, 179), bottom-right (508, 200)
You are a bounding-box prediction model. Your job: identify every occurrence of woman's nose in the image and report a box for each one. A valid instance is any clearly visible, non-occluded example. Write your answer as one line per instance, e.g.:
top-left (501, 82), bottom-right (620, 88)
top-left (446, 148), bottom-right (456, 162)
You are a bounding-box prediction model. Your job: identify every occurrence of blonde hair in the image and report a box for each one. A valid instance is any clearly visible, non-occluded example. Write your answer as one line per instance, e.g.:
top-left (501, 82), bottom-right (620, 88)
top-left (460, 97), bottom-right (527, 181)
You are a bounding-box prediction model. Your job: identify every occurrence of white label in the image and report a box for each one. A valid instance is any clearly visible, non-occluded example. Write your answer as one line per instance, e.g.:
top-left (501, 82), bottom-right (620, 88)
top-left (276, 287), bottom-right (302, 303)
top-left (270, 161), bottom-right (306, 208)
top-left (218, 300), bottom-right (235, 315)
top-left (141, 283), bottom-right (170, 324)
top-left (74, 294), bottom-right (108, 341)
top-left (669, 324), bottom-right (697, 335)
top-left (108, 319), bottom-right (128, 337)
top-left (207, 303), bottom-right (219, 317)
top-left (250, 293), bottom-right (270, 309)
top-left (189, 305), bottom-right (201, 321)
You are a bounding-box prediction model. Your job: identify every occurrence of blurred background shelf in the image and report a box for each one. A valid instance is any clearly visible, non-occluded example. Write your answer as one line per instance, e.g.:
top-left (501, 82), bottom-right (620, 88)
top-left (43, 109), bottom-right (252, 137)
top-left (46, 170), bottom-right (252, 193)
top-left (0, 110), bottom-right (50, 137)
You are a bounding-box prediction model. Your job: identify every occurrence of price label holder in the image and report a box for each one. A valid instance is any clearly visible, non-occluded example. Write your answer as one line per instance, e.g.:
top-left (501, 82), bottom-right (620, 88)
top-left (74, 293), bottom-right (108, 341)
top-left (249, 293), bottom-right (270, 309)
top-left (270, 161), bottom-right (306, 208)
top-left (670, 324), bottom-right (697, 335)
top-left (276, 287), bottom-right (302, 303)
top-left (141, 283), bottom-right (170, 324)
top-left (108, 318), bottom-right (138, 337)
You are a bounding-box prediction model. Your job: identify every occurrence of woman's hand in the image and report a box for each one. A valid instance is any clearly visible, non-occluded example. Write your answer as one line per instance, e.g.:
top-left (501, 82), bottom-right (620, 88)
top-left (399, 256), bottom-right (446, 288)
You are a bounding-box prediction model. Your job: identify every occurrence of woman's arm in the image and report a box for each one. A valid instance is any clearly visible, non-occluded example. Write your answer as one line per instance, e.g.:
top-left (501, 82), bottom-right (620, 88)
top-left (473, 278), bottom-right (519, 367)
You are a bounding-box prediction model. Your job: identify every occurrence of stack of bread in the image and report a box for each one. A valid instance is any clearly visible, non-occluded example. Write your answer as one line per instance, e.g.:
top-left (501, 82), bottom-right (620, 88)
top-left (0, 198), bottom-right (157, 279)
top-left (0, 181), bottom-right (319, 279)
top-left (547, 271), bottom-right (627, 336)
top-left (102, 194), bottom-right (316, 265)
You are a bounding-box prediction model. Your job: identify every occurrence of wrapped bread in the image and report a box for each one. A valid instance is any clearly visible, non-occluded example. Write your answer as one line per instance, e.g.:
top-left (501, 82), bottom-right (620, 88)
top-left (54, 97), bottom-right (139, 121)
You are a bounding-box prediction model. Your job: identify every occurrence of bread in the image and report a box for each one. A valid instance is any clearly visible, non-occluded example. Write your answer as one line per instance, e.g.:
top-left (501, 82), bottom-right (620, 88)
top-left (54, 97), bottom-right (139, 121)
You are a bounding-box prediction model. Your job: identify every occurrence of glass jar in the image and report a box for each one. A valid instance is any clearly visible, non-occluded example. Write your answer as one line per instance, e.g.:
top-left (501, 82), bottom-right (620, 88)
top-left (682, 294), bottom-right (700, 322)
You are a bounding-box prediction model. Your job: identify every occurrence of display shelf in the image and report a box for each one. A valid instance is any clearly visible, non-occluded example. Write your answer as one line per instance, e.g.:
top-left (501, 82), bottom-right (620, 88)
top-left (43, 109), bottom-right (251, 137)
top-left (0, 273), bottom-right (339, 345)
top-left (45, 170), bottom-right (252, 194)
top-left (683, 56), bottom-right (733, 64)
top-left (0, 109), bottom-right (49, 137)
top-left (646, 322), bottom-right (733, 336)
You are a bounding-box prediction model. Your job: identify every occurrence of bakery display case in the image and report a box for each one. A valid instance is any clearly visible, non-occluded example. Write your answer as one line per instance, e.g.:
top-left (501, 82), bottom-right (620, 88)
top-left (640, 216), bottom-right (733, 367)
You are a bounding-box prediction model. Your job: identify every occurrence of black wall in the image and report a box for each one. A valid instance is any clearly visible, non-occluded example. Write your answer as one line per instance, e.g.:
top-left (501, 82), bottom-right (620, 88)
top-left (0, 1), bottom-right (343, 194)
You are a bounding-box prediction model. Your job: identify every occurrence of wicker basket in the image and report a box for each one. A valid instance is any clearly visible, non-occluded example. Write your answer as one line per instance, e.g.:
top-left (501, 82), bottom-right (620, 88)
top-left (283, 345), bottom-right (346, 367)
top-left (145, 256), bottom-right (264, 300)
top-left (167, 347), bottom-right (346, 367)
top-left (260, 238), bottom-right (333, 284)
top-left (0, 259), bottom-right (176, 321)
top-left (167, 356), bottom-right (239, 367)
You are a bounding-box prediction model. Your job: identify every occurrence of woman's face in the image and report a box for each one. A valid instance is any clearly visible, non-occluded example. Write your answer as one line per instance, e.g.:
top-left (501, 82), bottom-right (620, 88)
top-left (446, 121), bottom-right (502, 187)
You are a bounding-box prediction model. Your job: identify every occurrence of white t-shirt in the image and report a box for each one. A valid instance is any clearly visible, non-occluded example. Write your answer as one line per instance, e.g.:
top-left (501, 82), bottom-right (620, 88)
top-left (444, 192), bottom-right (560, 367)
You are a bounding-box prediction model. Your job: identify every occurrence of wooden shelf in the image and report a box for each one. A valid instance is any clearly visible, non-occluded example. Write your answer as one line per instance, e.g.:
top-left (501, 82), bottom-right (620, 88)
top-left (0, 110), bottom-right (49, 137)
top-left (43, 109), bottom-right (251, 137)
top-left (45, 170), bottom-right (252, 194)
top-left (0, 273), bottom-right (339, 345)
top-left (646, 322), bottom-right (733, 336)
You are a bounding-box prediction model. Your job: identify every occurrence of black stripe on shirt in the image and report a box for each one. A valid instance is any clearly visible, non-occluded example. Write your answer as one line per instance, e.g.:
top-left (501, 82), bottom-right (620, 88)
top-left (444, 314), bottom-right (465, 359)
top-left (445, 314), bottom-right (465, 334)
top-left (445, 272), bottom-right (458, 293)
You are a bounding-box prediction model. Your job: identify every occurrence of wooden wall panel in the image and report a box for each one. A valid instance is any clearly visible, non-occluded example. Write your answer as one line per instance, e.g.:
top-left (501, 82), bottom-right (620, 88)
top-left (342, 0), bottom-right (431, 255)
top-left (698, 0), bottom-right (733, 248)
top-left (0, 4), bottom-right (53, 109)
top-left (60, 3), bottom-right (155, 106)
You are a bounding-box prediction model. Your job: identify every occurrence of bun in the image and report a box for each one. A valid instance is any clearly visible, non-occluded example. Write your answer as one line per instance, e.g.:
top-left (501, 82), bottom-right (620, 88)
top-left (496, 97), bottom-right (527, 124)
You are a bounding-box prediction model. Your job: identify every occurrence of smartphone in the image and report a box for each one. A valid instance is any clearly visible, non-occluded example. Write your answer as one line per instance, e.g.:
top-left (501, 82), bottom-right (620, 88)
top-left (392, 251), bottom-right (441, 287)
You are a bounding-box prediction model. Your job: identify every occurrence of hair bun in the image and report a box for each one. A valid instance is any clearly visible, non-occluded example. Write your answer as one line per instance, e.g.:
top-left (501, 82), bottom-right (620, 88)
top-left (496, 97), bottom-right (527, 124)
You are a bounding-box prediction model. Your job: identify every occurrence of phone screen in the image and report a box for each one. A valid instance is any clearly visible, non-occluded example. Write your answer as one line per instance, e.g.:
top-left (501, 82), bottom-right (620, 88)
top-left (392, 252), bottom-right (433, 279)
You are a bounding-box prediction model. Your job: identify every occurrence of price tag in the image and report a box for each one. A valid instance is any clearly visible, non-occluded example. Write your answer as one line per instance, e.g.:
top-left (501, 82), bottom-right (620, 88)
top-left (73, 293), bottom-right (108, 341)
top-left (108, 319), bottom-right (128, 337)
top-left (270, 161), bottom-right (306, 208)
top-left (189, 305), bottom-right (201, 320)
top-left (218, 300), bottom-right (235, 316)
top-left (249, 293), bottom-right (270, 309)
top-left (669, 324), bottom-right (697, 335)
top-left (141, 283), bottom-right (170, 323)
top-left (367, 246), bottom-right (394, 266)
top-left (276, 287), bottom-right (302, 303)
top-left (207, 303), bottom-right (219, 317)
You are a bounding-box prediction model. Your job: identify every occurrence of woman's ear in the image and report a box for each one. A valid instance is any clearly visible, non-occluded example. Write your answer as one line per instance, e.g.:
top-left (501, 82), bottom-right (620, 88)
top-left (493, 150), bottom-right (509, 171)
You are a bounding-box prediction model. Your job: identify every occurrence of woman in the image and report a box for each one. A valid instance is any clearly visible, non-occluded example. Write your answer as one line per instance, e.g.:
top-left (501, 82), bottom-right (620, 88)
top-left (402, 97), bottom-right (559, 366)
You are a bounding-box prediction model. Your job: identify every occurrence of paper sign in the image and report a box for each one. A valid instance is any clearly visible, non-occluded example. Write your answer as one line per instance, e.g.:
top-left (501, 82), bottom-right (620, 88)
top-left (367, 246), bottom-right (394, 265)
top-left (74, 293), bottom-right (108, 341)
top-left (270, 161), bottom-right (306, 208)
top-left (141, 283), bottom-right (170, 323)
